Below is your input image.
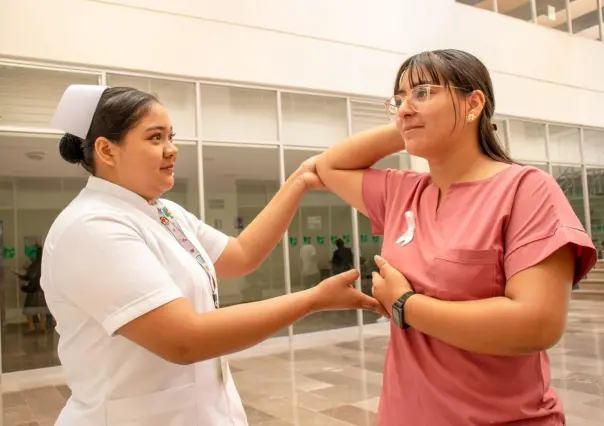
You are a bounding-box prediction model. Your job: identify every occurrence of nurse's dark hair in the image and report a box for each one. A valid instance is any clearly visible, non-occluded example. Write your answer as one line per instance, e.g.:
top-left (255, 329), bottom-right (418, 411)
top-left (394, 49), bottom-right (513, 164)
top-left (58, 87), bottom-right (158, 173)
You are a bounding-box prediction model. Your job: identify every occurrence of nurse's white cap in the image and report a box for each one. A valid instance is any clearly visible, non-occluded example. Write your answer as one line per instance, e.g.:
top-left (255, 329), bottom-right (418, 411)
top-left (51, 85), bottom-right (108, 139)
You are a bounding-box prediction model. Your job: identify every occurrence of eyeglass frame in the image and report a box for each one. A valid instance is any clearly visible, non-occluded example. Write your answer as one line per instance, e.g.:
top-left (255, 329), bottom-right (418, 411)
top-left (384, 84), bottom-right (473, 120)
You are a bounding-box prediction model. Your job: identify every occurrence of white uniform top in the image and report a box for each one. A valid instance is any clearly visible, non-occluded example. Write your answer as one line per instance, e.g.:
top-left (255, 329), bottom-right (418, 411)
top-left (41, 176), bottom-right (248, 426)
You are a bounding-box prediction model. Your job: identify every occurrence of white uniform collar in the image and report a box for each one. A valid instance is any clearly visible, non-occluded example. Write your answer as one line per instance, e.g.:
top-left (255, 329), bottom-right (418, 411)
top-left (85, 176), bottom-right (158, 216)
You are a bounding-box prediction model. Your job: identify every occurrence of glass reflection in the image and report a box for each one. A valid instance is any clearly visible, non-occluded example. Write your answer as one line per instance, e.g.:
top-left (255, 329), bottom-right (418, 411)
top-left (497, 0), bottom-right (534, 21)
top-left (202, 145), bottom-right (284, 311)
top-left (588, 168), bottom-right (604, 259)
top-left (535, 0), bottom-right (569, 32)
top-left (0, 138), bottom-right (199, 373)
top-left (552, 165), bottom-right (586, 228)
top-left (285, 149), bottom-right (357, 334)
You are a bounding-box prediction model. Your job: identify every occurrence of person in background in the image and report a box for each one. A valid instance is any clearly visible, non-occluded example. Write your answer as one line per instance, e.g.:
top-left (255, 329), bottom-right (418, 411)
top-left (13, 244), bottom-right (49, 334)
top-left (299, 242), bottom-right (320, 289)
top-left (331, 238), bottom-right (353, 275)
top-left (43, 85), bottom-right (387, 426)
top-left (316, 49), bottom-right (597, 425)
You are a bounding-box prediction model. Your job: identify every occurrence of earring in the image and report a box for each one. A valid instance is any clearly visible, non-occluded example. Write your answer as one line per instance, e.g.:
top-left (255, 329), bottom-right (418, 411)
top-left (467, 113), bottom-right (476, 122)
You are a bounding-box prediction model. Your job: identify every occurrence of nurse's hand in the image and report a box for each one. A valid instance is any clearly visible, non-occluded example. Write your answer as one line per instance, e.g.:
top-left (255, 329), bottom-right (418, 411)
top-left (309, 269), bottom-right (390, 317)
top-left (293, 155), bottom-right (325, 191)
top-left (371, 255), bottom-right (413, 316)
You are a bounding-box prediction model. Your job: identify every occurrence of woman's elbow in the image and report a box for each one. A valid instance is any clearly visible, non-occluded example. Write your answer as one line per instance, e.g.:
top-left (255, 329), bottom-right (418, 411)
top-left (516, 318), bottom-right (565, 354)
top-left (315, 154), bottom-right (330, 178)
top-left (157, 342), bottom-right (198, 365)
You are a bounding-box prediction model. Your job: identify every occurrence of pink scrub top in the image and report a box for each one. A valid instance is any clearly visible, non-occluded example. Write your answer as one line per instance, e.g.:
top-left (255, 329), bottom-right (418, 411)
top-left (362, 164), bottom-right (597, 426)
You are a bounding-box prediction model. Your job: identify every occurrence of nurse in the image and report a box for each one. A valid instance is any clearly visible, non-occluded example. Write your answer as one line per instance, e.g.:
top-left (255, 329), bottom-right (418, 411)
top-left (316, 49), bottom-right (598, 425)
top-left (43, 85), bottom-right (386, 426)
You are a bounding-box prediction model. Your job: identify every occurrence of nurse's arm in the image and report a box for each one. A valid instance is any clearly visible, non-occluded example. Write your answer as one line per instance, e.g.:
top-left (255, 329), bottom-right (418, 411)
top-left (315, 124), bottom-right (405, 216)
top-left (117, 270), bottom-right (384, 365)
top-left (213, 170), bottom-right (307, 279)
top-left (391, 246), bottom-right (574, 356)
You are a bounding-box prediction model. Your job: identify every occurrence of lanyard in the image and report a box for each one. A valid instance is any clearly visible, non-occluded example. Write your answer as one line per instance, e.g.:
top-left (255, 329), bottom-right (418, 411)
top-left (153, 200), bottom-right (219, 309)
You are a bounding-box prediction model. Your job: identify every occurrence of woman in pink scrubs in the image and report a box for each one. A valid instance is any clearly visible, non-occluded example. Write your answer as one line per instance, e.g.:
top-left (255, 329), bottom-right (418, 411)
top-left (316, 49), bottom-right (597, 425)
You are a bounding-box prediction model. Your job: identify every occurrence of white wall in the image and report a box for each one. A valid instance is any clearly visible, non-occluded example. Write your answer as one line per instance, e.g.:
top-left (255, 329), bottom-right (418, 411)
top-left (1, 0), bottom-right (604, 128)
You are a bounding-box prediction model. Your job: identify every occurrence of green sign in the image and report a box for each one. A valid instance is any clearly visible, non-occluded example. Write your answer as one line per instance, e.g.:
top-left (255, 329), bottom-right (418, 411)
top-left (317, 236), bottom-right (325, 245)
top-left (25, 245), bottom-right (39, 259)
top-left (2, 247), bottom-right (15, 260)
top-left (330, 235), bottom-right (338, 245)
top-left (303, 236), bottom-right (311, 244)
top-left (360, 234), bottom-right (368, 243)
top-left (372, 236), bottom-right (381, 243)
top-left (342, 234), bottom-right (351, 245)
top-left (289, 237), bottom-right (297, 247)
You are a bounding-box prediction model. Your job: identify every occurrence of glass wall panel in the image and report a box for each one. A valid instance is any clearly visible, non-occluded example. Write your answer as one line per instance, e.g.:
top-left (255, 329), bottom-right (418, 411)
top-left (536, 0), bottom-right (570, 32)
top-left (552, 165), bottom-right (586, 228)
top-left (0, 65), bottom-right (99, 129)
top-left (583, 129), bottom-right (604, 166)
top-left (202, 145), bottom-right (284, 316)
top-left (351, 101), bottom-right (389, 134)
top-left (163, 143), bottom-right (201, 218)
top-left (107, 74), bottom-right (197, 138)
top-left (361, 155), bottom-right (408, 325)
top-left (493, 118), bottom-right (509, 152)
top-left (548, 125), bottom-right (582, 164)
top-left (0, 134), bottom-right (87, 373)
top-left (455, 1), bottom-right (495, 11)
top-left (497, 0), bottom-right (534, 21)
top-left (284, 149), bottom-right (358, 334)
top-left (588, 167), bottom-right (604, 258)
top-left (570, 0), bottom-right (601, 40)
top-left (281, 93), bottom-right (348, 147)
top-left (508, 120), bottom-right (547, 161)
top-left (526, 162), bottom-right (549, 172)
top-left (199, 85), bottom-right (278, 143)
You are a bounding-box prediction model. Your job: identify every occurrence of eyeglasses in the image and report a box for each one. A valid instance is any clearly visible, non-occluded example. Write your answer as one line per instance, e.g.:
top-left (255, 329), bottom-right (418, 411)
top-left (384, 84), bottom-right (469, 120)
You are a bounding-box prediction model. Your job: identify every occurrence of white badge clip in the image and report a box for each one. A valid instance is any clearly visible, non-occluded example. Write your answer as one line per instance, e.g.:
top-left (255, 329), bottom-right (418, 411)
top-left (395, 211), bottom-right (415, 247)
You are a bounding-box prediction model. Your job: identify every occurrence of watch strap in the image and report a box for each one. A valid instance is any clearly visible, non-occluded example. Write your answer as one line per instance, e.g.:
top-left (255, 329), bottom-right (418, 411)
top-left (394, 291), bottom-right (416, 329)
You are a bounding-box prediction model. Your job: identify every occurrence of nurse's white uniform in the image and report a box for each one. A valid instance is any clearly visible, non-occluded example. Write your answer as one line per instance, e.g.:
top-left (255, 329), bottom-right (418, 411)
top-left (41, 176), bottom-right (248, 426)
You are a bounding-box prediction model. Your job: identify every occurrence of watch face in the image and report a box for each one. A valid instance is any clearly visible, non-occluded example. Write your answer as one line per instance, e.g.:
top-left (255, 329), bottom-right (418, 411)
top-left (392, 305), bottom-right (403, 328)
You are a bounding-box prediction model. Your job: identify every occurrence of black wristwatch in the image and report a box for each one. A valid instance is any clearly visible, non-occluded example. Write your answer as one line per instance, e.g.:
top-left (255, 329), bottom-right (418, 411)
top-left (392, 291), bottom-right (416, 329)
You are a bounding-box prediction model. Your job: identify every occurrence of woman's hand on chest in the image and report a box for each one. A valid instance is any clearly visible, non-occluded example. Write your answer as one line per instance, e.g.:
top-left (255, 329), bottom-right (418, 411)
top-left (371, 255), bottom-right (414, 315)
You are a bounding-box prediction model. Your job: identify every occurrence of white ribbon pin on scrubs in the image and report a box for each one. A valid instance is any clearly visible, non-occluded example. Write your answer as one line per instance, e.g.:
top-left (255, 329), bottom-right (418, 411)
top-left (395, 211), bottom-right (416, 247)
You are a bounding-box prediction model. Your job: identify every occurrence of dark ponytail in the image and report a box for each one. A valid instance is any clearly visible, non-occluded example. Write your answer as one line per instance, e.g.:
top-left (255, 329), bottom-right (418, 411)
top-left (58, 87), bottom-right (158, 174)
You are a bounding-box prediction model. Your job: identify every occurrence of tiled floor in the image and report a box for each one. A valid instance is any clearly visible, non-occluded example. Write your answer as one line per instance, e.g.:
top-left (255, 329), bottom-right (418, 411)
top-left (3, 300), bottom-right (604, 425)
top-left (1, 323), bottom-right (60, 374)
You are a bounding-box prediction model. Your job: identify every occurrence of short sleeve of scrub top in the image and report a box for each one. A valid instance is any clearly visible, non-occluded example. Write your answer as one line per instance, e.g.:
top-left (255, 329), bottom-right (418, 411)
top-left (502, 168), bottom-right (596, 284)
top-left (51, 213), bottom-right (189, 336)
